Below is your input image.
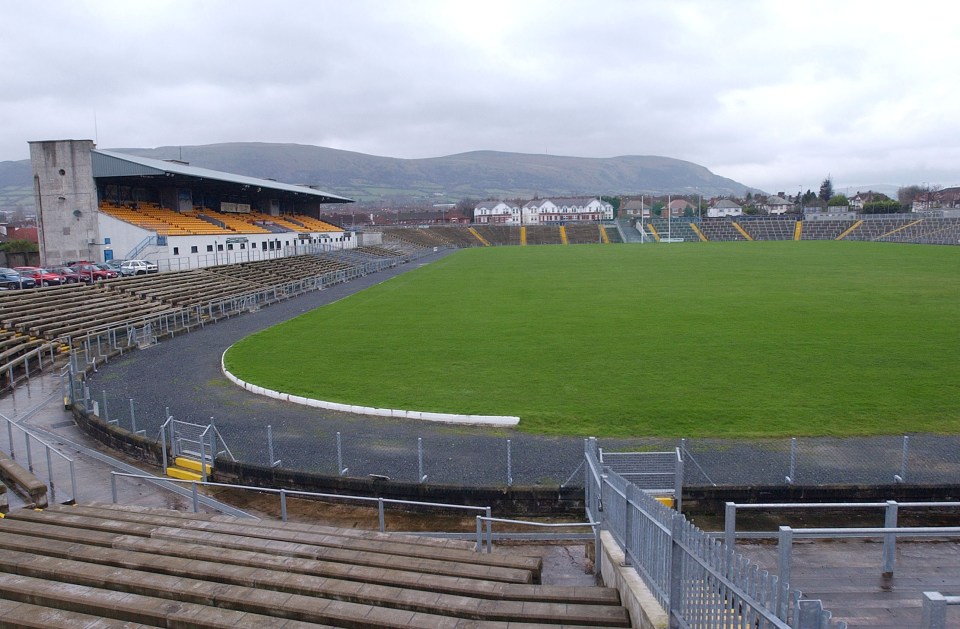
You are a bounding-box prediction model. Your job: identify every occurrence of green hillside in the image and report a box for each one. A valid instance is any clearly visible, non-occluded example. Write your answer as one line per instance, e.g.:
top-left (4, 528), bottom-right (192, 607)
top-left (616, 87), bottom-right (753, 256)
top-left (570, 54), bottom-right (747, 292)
top-left (0, 142), bottom-right (755, 207)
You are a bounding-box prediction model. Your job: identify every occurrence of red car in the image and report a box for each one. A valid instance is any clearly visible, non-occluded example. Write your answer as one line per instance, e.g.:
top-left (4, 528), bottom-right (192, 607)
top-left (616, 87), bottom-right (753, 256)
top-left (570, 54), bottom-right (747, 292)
top-left (94, 263), bottom-right (119, 279)
top-left (68, 262), bottom-right (114, 283)
top-left (49, 266), bottom-right (83, 284)
top-left (14, 266), bottom-right (63, 287)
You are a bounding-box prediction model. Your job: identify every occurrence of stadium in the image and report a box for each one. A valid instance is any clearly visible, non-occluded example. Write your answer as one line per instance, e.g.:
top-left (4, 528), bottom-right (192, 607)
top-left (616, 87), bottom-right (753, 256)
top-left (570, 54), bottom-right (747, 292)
top-left (0, 139), bottom-right (958, 627)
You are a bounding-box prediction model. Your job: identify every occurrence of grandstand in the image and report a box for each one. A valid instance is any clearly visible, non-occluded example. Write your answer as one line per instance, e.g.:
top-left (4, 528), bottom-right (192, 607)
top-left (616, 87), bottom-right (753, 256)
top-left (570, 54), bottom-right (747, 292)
top-left (524, 225), bottom-right (564, 245)
top-left (800, 218), bottom-right (857, 241)
top-left (737, 216), bottom-right (799, 241)
top-left (843, 215), bottom-right (923, 242)
top-left (31, 140), bottom-right (354, 272)
top-left (0, 244), bottom-right (418, 391)
top-left (696, 218), bottom-right (748, 241)
top-left (564, 223), bottom-right (605, 244)
top-left (473, 225), bottom-right (521, 246)
top-left (382, 216), bottom-right (960, 248)
top-left (0, 502), bottom-right (629, 627)
top-left (648, 218), bottom-right (700, 242)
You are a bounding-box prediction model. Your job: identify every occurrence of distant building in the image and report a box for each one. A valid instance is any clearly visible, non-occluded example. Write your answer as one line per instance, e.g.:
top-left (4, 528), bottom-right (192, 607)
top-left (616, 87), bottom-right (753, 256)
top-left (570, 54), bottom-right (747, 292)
top-left (760, 195), bottom-right (794, 215)
top-left (667, 199), bottom-right (695, 216)
top-left (474, 201), bottom-right (519, 225)
top-left (849, 191), bottom-right (891, 211)
top-left (620, 198), bottom-right (651, 218)
top-left (706, 199), bottom-right (743, 218)
top-left (29, 139), bottom-right (353, 269)
top-left (476, 197), bottom-right (613, 225)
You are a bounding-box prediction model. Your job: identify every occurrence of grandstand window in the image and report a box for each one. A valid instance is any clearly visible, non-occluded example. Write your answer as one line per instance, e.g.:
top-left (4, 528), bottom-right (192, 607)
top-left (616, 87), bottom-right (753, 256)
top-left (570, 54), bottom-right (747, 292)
top-left (227, 244), bottom-right (233, 251)
top-left (206, 245), bottom-right (213, 252)
top-left (190, 246), bottom-right (198, 253)
top-left (173, 247), bottom-right (179, 255)
top-left (240, 243), bottom-right (246, 250)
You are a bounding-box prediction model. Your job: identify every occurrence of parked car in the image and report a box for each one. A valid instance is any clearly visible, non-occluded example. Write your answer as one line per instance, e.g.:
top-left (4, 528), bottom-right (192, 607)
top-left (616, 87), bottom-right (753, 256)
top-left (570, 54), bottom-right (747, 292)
top-left (94, 263), bottom-right (120, 279)
top-left (119, 259), bottom-right (159, 276)
top-left (103, 259), bottom-right (125, 272)
top-left (14, 266), bottom-right (63, 287)
top-left (49, 266), bottom-right (83, 284)
top-left (68, 262), bottom-right (113, 283)
top-left (0, 268), bottom-right (36, 290)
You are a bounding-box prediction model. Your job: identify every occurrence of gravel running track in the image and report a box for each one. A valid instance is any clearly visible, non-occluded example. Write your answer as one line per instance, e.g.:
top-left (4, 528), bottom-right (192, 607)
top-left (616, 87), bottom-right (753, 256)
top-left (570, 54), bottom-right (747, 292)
top-left (84, 249), bottom-right (960, 489)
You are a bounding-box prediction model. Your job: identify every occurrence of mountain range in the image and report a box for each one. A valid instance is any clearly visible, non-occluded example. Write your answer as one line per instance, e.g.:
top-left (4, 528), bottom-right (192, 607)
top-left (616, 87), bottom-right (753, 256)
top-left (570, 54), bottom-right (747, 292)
top-left (0, 142), bottom-right (758, 210)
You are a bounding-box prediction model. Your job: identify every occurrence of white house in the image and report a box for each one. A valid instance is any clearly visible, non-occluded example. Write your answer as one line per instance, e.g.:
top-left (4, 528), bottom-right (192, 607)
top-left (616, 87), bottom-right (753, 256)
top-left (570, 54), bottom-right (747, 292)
top-left (521, 199), bottom-right (557, 224)
top-left (475, 197), bottom-right (613, 225)
top-left (761, 195), bottom-right (794, 215)
top-left (707, 199), bottom-right (743, 218)
top-left (473, 201), bottom-right (519, 225)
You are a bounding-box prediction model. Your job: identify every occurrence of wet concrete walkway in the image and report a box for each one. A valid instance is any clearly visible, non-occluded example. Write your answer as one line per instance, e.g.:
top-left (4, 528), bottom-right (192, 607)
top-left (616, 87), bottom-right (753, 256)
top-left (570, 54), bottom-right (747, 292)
top-left (737, 538), bottom-right (960, 627)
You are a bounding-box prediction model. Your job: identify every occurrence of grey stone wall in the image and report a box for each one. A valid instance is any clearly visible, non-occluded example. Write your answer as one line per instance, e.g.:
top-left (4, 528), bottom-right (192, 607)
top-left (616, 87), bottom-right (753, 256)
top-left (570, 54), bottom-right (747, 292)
top-left (29, 139), bottom-right (101, 265)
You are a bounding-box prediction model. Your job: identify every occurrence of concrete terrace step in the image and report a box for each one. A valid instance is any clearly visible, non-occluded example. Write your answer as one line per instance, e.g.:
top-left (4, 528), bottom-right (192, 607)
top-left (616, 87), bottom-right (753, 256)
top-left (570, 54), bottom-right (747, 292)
top-left (0, 540), bottom-right (628, 627)
top-left (0, 572), bottom-right (336, 629)
top-left (12, 506), bottom-right (540, 578)
top-left (0, 504), bottom-right (630, 627)
top-left (0, 520), bottom-right (617, 606)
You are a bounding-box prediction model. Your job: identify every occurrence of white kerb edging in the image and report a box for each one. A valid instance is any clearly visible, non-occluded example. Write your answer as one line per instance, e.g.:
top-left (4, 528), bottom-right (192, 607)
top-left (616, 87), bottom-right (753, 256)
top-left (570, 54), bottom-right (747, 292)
top-left (221, 350), bottom-right (519, 427)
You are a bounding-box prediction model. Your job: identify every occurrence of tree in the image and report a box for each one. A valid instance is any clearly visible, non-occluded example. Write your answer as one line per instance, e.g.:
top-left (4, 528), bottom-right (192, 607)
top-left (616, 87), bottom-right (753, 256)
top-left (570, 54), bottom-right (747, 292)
top-left (826, 194), bottom-right (849, 207)
top-left (862, 200), bottom-right (904, 214)
top-left (801, 190), bottom-right (819, 206)
top-left (0, 240), bottom-right (38, 253)
top-left (818, 177), bottom-right (833, 205)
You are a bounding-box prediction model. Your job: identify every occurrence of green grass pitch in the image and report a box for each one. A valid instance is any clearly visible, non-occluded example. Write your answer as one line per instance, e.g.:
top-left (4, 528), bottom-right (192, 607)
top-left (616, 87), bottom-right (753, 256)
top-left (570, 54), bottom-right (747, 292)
top-left (223, 242), bottom-right (960, 438)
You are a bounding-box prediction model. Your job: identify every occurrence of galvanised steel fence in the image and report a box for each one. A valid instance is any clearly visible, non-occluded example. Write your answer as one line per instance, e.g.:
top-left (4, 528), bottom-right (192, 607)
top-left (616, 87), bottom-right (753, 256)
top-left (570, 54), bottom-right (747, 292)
top-left (585, 438), bottom-right (846, 629)
top-left (0, 401), bottom-right (78, 506)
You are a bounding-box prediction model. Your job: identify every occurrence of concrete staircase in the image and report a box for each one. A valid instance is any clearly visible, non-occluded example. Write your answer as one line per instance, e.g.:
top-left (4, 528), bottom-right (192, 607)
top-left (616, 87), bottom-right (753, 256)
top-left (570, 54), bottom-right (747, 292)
top-left (165, 455), bottom-right (211, 481)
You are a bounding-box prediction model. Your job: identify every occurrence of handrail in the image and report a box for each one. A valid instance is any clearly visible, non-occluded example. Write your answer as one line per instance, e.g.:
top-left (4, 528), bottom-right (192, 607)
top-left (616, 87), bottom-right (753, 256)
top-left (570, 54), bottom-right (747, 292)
top-left (476, 515), bottom-right (600, 573)
top-left (724, 499), bottom-right (960, 547)
top-left (777, 523), bottom-right (960, 583)
top-left (0, 411), bottom-right (77, 503)
top-left (109, 471), bottom-right (491, 546)
top-left (0, 341), bottom-right (60, 392)
top-left (922, 592), bottom-right (960, 629)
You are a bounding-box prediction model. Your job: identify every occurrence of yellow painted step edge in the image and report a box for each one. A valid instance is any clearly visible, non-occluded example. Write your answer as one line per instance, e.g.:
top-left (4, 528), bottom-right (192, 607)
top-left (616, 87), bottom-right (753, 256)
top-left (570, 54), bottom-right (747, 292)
top-left (166, 467), bottom-right (203, 482)
top-left (174, 457), bottom-right (212, 474)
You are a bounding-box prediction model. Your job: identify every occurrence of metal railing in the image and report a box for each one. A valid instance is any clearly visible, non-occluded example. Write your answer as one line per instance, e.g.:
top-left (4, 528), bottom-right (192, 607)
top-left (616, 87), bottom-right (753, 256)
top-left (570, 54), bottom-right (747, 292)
top-left (776, 525), bottom-right (960, 585)
top-left (109, 471), bottom-right (493, 548)
top-left (0, 410), bottom-right (77, 505)
top-left (476, 516), bottom-right (600, 572)
top-left (584, 437), bottom-right (844, 629)
top-left (724, 500), bottom-right (960, 577)
top-left (599, 446), bottom-right (683, 512)
top-left (724, 499), bottom-right (960, 541)
top-left (0, 342), bottom-right (62, 394)
top-left (922, 592), bottom-right (960, 629)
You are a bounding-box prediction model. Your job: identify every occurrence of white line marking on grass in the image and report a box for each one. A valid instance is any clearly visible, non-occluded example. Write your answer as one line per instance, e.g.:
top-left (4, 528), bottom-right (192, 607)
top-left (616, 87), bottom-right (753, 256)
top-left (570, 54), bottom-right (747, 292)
top-left (221, 350), bottom-right (520, 427)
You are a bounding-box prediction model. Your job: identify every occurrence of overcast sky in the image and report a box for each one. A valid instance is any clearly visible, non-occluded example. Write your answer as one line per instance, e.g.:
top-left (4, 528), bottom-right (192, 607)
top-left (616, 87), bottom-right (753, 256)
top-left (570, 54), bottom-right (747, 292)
top-left (2, 1), bottom-right (958, 194)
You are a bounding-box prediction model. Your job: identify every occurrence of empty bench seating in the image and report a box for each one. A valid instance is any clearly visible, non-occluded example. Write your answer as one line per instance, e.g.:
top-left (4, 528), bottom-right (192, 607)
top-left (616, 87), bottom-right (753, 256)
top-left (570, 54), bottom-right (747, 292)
top-left (0, 503), bottom-right (630, 628)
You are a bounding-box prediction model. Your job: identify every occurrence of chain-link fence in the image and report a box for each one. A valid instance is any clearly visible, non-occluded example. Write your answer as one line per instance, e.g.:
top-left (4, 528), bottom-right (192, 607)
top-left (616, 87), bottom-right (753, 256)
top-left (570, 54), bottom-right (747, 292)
top-left (69, 367), bottom-right (960, 491)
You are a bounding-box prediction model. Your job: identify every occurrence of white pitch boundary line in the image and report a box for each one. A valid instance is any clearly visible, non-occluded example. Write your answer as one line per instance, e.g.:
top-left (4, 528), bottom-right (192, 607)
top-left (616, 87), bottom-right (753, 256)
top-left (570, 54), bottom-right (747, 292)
top-left (221, 350), bottom-right (519, 427)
